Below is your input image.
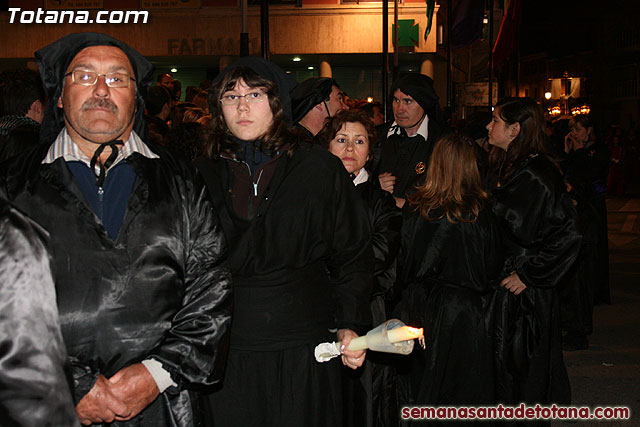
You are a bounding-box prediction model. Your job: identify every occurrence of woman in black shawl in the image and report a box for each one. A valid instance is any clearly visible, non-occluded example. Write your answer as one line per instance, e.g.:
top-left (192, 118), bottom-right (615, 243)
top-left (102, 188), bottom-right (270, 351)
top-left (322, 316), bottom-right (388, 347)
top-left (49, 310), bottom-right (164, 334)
top-left (486, 97), bottom-right (581, 416)
top-left (196, 59), bottom-right (373, 427)
top-left (318, 110), bottom-right (402, 427)
top-left (396, 133), bottom-right (502, 419)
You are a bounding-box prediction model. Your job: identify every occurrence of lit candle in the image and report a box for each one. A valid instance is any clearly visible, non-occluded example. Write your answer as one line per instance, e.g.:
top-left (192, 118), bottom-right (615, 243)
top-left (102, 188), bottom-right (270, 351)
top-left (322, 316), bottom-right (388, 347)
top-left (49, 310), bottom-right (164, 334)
top-left (387, 326), bottom-right (423, 343)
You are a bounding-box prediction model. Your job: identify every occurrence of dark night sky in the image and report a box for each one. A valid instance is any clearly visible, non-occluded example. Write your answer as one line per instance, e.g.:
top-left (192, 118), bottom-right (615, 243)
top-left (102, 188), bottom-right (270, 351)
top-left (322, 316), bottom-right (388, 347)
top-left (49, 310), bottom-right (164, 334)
top-left (519, 0), bottom-right (596, 57)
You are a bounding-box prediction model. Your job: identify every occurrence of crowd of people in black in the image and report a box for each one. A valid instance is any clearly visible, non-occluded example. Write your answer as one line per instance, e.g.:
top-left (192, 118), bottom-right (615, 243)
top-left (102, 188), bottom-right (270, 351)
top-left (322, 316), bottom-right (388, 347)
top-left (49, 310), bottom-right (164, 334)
top-left (0, 32), bottom-right (628, 426)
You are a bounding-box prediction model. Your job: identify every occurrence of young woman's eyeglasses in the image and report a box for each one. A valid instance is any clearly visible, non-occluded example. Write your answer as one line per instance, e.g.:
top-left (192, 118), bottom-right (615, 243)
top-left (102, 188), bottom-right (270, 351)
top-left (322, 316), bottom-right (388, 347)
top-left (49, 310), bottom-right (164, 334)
top-left (65, 70), bottom-right (135, 88)
top-left (220, 92), bottom-right (266, 106)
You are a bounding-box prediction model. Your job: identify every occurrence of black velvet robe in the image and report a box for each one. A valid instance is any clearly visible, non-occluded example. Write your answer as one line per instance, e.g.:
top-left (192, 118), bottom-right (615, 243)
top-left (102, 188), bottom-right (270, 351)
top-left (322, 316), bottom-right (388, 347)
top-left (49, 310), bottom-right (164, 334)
top-left (0, 199), bottom-right (77, 427)
top-left (489, 154), bottom-right (581, 407)
top-left (197, 142), bottom-right (373, 426)
top-left (0, 143), bottom-right (232, 426)
top-left (396, 208), bottom-right (503, 415)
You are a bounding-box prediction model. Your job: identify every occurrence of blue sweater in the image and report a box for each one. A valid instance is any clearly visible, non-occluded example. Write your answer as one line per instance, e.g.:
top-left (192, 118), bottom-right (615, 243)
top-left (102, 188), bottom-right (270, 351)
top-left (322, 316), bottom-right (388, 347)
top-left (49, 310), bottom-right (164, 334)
top-left (67, 160), bottom-right (136, 240)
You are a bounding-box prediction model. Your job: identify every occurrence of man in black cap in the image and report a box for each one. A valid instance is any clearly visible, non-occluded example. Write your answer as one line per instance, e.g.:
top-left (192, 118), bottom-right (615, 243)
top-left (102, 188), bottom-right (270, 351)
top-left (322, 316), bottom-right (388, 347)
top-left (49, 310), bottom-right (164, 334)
top-left (291, 76), bottom-right (349, 139)
top-left (0, 33), bottom-right (231, 426)
top-left (376, 73), bottom-right (446, 208)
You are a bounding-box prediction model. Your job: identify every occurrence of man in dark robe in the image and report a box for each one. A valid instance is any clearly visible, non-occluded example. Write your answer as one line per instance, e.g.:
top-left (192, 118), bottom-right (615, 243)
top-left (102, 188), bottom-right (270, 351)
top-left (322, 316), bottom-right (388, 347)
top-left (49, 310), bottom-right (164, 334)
top-left (375, 73), bottom-right (446, 208)
top-left (0, 33), bottom-right (232, 426)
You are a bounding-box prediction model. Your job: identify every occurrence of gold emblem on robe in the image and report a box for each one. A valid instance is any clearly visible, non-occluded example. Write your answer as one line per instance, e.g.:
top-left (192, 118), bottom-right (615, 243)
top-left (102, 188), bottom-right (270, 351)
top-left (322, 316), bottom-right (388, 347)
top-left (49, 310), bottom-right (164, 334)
top-left (415, 161), bottom-right (426, 174)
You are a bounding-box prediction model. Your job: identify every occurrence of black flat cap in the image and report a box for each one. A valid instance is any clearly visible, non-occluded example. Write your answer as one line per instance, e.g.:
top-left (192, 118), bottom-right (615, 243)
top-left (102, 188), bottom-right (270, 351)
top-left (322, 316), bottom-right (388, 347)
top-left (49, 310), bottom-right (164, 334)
top-left (290, 77), bottom-right (336, 123)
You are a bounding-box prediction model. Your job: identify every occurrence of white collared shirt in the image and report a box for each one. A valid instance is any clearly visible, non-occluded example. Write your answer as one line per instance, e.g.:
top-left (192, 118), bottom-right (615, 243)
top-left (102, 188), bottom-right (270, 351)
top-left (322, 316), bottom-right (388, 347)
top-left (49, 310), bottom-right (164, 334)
top-left (42, 128), bottom-right (159, 175)
top-left (387, 114), bottom-right (430, 141)
top-left (353, 168), bottom-right (370, 186)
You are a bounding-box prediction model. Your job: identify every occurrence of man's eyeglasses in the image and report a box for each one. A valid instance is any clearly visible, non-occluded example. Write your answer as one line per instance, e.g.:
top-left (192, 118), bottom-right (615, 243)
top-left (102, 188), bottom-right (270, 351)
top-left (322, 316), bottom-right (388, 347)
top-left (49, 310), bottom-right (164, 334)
top-left (220, 92), bottom-right (266, 106)
top-left (65, 70), bottom-right (135, 88)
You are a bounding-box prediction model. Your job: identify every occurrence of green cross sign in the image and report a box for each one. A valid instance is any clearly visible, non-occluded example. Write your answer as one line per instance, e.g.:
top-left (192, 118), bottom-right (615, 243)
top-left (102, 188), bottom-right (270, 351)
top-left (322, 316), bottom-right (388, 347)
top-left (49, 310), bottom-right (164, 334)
top-left (394, 19), bottom-right (420, 47)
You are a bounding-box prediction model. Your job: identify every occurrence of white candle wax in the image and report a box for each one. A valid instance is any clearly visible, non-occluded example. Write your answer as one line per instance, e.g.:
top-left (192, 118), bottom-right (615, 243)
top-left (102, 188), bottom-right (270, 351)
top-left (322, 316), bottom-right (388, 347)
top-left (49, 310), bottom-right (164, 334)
top-left (386, 326), bottom-right (424, 343)
top-left (345, 335), bottom-right (368, 351)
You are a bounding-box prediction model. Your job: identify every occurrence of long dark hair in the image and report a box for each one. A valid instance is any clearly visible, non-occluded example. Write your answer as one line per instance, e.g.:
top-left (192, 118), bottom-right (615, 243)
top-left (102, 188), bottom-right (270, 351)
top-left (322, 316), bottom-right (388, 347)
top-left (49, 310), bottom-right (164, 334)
top-left (202, 66), bottom-right (296, 159)
top-left (488, 97), bottom-right (547, 181)
top-left (408, 133), bottom-right (488, 223)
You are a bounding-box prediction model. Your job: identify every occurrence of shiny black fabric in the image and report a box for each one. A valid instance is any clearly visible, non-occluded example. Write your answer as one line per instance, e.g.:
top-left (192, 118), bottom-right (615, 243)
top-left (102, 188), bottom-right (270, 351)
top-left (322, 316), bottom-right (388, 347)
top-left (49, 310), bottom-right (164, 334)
top-left (396, 208), bottom-right (503, 416)
top-left (0, 199), bottom-right (77, 427)
top-left (197, 142), bottom-right (373, 426)
top-left (489, 154), bottom-right (581, 407)
top-left (0, 144), bottom-right (232, 426)
top-left (343, 175), bottom-right (402, 427)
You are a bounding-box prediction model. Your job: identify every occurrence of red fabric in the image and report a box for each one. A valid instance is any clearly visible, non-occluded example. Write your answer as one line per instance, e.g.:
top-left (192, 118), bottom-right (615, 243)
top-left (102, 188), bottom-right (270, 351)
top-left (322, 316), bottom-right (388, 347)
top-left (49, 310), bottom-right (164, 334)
top-left (492, 0), bottom-right (523, 67)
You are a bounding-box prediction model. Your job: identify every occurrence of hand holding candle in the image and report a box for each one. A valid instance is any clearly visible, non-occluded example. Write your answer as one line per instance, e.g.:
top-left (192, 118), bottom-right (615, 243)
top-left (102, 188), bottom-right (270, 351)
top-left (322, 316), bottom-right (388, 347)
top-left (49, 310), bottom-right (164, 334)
top-left (337, 329), bottom-right (365, 370)
top-left (314, 319), bottom-right (425, 363)
top-left (347, 325), bottom-right (424, 351)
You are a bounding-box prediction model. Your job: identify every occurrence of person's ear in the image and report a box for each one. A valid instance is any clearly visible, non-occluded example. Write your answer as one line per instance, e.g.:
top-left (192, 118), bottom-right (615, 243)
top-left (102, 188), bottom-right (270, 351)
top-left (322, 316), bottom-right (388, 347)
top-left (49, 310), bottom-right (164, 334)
top-left (57, 96), bottom-right (63, 108)
top-left (510, 122), bottom-right (521, 139)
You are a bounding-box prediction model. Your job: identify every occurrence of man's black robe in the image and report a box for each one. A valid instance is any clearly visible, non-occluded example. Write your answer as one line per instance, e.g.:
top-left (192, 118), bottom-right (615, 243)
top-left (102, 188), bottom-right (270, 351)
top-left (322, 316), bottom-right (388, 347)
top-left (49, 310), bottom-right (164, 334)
top-left (0, 143), bottom-right (232, 426)
top-left (375, 119), bottom-right (445, 199)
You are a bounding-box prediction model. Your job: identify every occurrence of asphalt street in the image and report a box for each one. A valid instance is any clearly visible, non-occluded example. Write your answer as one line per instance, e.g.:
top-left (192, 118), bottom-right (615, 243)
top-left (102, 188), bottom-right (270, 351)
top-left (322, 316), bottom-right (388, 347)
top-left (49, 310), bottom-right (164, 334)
top-left (552, 196), bottom-right (640, 426)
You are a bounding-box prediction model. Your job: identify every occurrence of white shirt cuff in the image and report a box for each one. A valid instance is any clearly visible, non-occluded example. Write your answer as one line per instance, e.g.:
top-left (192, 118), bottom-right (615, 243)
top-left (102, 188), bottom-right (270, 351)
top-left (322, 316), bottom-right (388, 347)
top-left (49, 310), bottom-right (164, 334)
top-left (141, 359), bottom-right (177, 393)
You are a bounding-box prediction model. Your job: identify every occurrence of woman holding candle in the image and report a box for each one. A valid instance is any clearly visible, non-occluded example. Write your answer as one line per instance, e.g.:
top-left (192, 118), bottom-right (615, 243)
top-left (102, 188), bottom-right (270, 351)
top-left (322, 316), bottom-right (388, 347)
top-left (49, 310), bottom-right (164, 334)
top-left (195, 58), bottom-right (372, 427)
top-left (396, 133), bottom-right (503, 409)
top-left (318, 110), bottom-right (402, 427)
top-left (486, 97), bottom-right (581, 409)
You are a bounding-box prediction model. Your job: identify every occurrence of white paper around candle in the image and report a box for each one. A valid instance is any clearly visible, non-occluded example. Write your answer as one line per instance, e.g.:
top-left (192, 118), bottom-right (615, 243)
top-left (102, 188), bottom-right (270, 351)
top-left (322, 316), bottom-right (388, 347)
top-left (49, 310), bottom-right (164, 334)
top-left (314, 319), bottom-right (425, 363)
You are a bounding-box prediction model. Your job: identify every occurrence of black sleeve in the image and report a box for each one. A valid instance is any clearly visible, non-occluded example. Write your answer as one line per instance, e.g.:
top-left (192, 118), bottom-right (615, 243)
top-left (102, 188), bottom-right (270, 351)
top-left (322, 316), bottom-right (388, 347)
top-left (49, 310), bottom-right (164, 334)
top-left (148, 176), bottom-right (233, 389)
top-left (325, 165), bottom-right (374, 333)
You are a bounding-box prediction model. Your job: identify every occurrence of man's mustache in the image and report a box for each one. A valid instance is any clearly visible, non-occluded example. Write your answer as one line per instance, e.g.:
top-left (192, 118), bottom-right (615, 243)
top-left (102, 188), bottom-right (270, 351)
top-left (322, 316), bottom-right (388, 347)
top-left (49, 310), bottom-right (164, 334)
top-left (81, 98), bottom-right (118, 113)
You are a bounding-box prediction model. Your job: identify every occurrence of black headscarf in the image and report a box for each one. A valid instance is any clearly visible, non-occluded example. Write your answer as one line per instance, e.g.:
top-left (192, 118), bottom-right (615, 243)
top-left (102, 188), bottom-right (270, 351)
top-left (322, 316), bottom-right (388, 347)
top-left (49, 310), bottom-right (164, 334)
top-left (211, 57), bottom-right (298, 125)
top-left (290, 77), bottom-right (336, 123)
top-left (390, 73), bottom-right (444, 127)
top-left (35, 32), bottom-right (154, 145)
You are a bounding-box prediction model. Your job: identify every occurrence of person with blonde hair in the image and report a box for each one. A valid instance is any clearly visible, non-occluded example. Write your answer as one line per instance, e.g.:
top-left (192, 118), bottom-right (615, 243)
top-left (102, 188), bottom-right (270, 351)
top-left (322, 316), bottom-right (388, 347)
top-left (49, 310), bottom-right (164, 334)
top-left (396, 132), bottom-right (502, 408)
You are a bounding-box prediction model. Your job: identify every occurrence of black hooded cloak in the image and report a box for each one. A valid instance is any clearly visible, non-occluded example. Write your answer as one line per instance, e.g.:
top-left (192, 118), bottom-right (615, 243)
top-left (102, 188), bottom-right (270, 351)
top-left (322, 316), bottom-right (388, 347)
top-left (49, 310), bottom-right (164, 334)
top-left (196, 57), bottom-right (373, 427)
top-left (488, 154), bottom-right (581, 411)
top-left (0, 33), bottom-right (232, 426)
